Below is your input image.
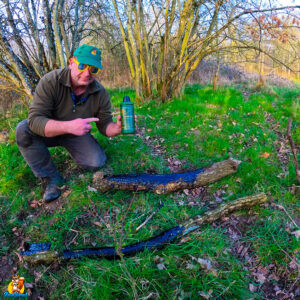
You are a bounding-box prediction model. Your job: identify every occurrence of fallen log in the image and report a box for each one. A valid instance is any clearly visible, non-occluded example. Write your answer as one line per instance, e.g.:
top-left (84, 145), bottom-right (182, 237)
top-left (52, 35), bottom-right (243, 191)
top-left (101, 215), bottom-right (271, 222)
top-left (21, 192), bottom-right (266, 265)
top-left (182, 193), bottom-right (268, 234)
top-left (93, 158), bottom-right (241, 194)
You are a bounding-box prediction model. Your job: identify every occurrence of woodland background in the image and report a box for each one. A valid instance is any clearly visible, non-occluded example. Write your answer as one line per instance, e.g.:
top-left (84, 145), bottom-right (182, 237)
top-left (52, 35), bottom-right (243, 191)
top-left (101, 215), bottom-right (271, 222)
top-left (0, 0), bottom-right (299, 106)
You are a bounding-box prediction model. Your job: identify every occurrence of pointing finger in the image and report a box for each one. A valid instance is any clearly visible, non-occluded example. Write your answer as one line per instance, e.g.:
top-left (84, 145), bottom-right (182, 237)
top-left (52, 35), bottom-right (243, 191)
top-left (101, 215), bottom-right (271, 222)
top-left (85, 118), bottom-right (99, 123)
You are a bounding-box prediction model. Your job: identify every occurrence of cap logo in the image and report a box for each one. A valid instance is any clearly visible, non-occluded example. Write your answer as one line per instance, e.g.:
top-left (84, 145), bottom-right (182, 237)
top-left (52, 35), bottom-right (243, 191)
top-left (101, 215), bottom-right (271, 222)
top-left (91, 49), bottom-right (97, 55)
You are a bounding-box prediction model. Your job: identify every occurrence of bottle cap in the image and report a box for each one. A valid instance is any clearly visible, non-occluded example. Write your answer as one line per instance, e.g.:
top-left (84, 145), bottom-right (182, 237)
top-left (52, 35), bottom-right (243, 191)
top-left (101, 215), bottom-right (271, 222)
top-left (123, 96), bottom-right (131, 102)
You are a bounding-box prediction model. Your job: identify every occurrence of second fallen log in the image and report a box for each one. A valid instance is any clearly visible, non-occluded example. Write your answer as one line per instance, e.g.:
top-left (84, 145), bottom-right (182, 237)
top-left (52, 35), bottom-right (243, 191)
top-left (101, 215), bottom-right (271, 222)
top-left (93, 158), bottom-right (241, 194)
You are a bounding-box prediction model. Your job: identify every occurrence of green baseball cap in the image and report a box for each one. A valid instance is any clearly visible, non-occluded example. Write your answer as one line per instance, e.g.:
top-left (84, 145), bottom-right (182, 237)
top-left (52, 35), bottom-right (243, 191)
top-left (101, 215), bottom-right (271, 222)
top-left (73, 44), bottom-right (103, 69)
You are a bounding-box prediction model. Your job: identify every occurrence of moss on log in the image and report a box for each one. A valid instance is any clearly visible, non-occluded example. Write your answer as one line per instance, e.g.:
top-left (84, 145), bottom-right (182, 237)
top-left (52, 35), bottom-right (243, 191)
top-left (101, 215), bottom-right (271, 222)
top-left (23, 250), bottom-right (59, 266)
top-left (93, 158), bottom-right (241, 194)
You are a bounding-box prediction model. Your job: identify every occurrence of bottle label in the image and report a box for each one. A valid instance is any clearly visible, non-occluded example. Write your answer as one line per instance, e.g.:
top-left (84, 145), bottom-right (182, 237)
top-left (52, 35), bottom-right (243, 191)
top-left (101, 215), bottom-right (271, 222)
top-left (121, 106), bottom-right (135, 133)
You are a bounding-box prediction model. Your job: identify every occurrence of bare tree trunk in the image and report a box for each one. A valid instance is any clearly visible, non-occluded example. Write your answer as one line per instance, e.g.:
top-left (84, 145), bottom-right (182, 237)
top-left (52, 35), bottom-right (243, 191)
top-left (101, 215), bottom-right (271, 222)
top-left (213, 15), bottom-right (220, 90)
top-left (53, 0), bottom-right (66, 67)
top-left (42, 0), bottom-right (57, 69)
top-left (0, 0), bottom-right (89, 98)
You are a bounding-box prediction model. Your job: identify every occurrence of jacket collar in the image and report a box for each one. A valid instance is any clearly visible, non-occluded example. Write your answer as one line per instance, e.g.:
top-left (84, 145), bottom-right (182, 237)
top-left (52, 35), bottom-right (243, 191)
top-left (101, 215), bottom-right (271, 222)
top-left (58, 67), bottom-right (102, 94)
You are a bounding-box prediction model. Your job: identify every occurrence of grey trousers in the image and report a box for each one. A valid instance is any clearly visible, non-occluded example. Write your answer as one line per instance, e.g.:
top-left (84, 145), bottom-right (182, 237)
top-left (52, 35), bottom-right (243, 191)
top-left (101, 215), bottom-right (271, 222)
top-left (15, 120), bottom-right (106, 178)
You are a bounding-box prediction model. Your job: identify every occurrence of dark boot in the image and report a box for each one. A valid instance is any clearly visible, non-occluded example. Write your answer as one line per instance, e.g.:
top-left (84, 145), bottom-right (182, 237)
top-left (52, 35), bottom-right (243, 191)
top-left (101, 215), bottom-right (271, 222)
top-left (43, 175), bottom-right (65, 203)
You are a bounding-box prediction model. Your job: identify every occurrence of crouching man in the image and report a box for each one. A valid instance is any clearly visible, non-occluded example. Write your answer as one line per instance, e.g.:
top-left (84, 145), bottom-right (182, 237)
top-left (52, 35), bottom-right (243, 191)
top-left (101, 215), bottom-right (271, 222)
top-left (16, 44), bottom-right (122, 202)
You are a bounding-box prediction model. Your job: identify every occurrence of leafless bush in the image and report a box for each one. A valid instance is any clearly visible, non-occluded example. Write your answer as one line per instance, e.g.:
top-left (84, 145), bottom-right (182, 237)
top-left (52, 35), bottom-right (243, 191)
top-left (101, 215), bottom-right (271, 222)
top-left (98, 55), bottom-right (132, 89)
top-left (187, 59), bottom-right (296, 88)
top-left (0, 86), bottom-right (28, 117)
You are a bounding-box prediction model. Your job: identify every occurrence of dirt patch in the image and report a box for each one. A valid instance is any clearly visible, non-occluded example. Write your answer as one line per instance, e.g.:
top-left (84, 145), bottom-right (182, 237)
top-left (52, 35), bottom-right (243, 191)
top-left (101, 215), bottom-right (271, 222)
top-left (42, 186), bottom-right (69, 215)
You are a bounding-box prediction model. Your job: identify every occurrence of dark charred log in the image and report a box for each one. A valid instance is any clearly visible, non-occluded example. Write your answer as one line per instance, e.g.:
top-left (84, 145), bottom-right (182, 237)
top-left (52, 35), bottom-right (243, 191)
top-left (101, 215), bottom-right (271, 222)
top-left (93, 158), bottom-right (241, 194)
top-left (21, 192), bottom-right (267, 265)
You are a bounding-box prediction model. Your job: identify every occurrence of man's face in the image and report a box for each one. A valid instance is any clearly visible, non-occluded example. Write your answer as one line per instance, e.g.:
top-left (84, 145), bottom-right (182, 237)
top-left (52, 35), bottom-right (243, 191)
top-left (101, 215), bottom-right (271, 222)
top-left (69, 57), bottom-right (97, 87)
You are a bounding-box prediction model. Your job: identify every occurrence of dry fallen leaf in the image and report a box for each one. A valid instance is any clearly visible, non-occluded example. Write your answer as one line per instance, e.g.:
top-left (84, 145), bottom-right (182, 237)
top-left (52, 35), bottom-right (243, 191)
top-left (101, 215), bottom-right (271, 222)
top-left (24, 283), bottom-right (34, 288)
top-left (253, 272), bottom-right (266, 284)
top-left (179, 236), bottom-right (192, 243)
top-left (183, 189), bottom-right (189, 195)
top-left (260, 152), bottom-right (270, 158)
top-left (186, 263), bottom-right (195, 269)
top-left (173, 159), bottom-right (181, 166)
top-left (269, 273), bottom-right (279, 281)
top-left (30, 199), bottom-right (42, 208)
top-left (291, 230), bottom-right (300, 240)
top-left (157, 263), bottom-right (165, 270)
top-left (289, 258), bottom-right (298, 270)
top-left (92, 221), bottom-right (102, 227)
top-left (88, 186), bottom-right (97, 192)
top-left (249, 284), bottom-right (257, 292)
top-left (198, 290), bottom-right (212, 299)
top-left (34, 271), bottom-right (43, 284)
top-left (62, 189), bottom-right (72, 197)
top-left (197, 258), bottom-right (212, 270)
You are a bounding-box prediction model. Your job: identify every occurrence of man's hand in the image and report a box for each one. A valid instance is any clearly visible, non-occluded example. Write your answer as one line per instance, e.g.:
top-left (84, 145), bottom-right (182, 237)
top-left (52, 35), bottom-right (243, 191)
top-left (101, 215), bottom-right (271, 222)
top-left (105, 115), bottom-right (138, 137)
top-left (67, 118), bottom-right (99, 136)
top-left (105, 115), bottom-right (121, 137)
top-left (44, 118), bottom-right (99, 137)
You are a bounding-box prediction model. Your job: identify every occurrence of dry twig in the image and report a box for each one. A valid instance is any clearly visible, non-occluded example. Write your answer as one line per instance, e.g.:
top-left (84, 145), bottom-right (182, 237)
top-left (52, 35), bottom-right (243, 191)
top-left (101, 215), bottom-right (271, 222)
top-left (272, 203), bottom-right (298, 228)
top-left (136, 201), bottom-right (163, 231)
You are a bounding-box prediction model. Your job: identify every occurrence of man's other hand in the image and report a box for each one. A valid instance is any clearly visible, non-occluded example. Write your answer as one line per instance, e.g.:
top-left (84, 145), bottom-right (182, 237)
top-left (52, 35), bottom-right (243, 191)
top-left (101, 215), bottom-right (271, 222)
top-left (117, 115), bottom-right (138, 127)
top-left (105, 115), bottom-right (137, 137)
top-left (116, 114), bottom-right (138, 130)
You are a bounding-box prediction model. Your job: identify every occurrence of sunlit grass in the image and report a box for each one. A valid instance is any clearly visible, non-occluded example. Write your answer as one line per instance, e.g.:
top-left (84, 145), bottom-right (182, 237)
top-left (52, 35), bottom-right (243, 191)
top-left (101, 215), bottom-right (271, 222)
top-left (0, 84), bottom-right (299, 299)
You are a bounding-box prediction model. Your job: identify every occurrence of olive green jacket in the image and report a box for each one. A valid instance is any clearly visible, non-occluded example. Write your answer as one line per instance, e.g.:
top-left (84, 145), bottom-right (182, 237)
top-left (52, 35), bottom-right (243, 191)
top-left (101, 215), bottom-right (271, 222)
top-left (28, 68), bottom-right (113, 137)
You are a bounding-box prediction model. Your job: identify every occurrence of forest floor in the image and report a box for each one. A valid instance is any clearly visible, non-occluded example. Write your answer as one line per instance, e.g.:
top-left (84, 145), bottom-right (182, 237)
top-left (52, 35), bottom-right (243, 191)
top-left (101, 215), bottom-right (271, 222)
top-left (0, 84), bottom-right (299, 299)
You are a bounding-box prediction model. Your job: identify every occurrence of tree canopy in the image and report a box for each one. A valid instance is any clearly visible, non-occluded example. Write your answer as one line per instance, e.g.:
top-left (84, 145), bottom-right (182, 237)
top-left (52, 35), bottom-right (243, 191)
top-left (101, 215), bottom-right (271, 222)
top-left (0, 0), bottom-right (299, 101)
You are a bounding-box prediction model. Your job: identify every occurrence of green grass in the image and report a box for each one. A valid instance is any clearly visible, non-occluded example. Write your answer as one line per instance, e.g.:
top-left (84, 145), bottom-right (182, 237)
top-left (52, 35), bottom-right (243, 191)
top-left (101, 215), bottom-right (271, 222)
top-left (0, 84), bottom-right (299, 299)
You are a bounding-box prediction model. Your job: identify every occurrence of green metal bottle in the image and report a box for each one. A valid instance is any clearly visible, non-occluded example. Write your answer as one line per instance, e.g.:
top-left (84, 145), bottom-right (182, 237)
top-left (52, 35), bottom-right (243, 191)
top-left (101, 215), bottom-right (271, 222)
top-left (120, 96), bottom-right (135, 134)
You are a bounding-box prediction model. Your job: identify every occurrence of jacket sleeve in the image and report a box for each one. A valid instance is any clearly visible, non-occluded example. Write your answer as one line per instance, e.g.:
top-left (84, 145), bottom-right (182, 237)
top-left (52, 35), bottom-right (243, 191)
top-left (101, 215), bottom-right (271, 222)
top-left (28, 73), bottom-right (56, 136)
top-left (95, 89), bottom-right (113, 136)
